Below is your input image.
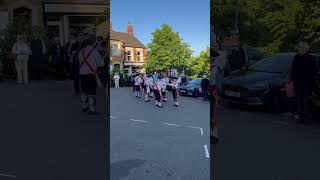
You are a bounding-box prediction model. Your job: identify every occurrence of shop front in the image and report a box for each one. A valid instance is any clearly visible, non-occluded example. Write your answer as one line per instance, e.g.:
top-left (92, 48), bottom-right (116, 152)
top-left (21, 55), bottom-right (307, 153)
top-left (43, 1), bottom-right (106, 45)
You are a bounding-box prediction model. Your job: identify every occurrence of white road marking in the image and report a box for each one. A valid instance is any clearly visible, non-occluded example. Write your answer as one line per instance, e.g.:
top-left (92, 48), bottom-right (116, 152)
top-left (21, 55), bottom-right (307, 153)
top-left (187, 126), bottom-right (204, 135)
top-left (204, 145), bottom-right (210, 158)
top-left (112, 115), bottom-right (205, 136)
top-left (0, 173), bottom-right (16, 178)
top-left (273, 121), bottom-right (289, 126)
top-left (129, 119), bottom-right (148, 123)
top-left (162, 123), bottom-right (181, 127)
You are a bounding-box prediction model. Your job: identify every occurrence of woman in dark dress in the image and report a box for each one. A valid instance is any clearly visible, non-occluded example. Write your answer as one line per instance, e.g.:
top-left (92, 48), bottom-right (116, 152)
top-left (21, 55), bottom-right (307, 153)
top-left (49, 38), bottom-right (64, 80)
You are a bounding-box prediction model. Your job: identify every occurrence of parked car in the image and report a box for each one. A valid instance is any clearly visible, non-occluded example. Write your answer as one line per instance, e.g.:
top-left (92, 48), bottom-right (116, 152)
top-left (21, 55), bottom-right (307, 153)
top-left (179, 78), bottom-right (210, 98)
top-left (221, 52), bottom-right (320, 112)
top-left (311, 57), bottom-right (320, 113)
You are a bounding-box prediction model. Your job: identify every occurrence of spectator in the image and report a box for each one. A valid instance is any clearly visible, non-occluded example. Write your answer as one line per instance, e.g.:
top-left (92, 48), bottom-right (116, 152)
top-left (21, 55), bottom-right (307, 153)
top-left (291, 41), bottom-right (317, 123)
top-left (152, 72), bottom-right (158, 81)
top-left (181, 74), bottom-right (188, 85)
top-left (114, 73), bottom-right (120, 88)
top-left (96, 36), bottom-right (106, 56)
top-left (12, 35), bottom-right (31, 84)
top-left (70, 34), bottom-right (83, 96)
top-left (49, 38), bottom-right (64, 80)
top-left (229, 41), bottom-right (247, 72)
top-left (201, 75), bottom-right (210, 100)
top-left (64, 36), bottom-right (75, 76)
top-left (79, 37), bottom-right (105, 115)
top-left (30, 34), bottom-right (46, 80)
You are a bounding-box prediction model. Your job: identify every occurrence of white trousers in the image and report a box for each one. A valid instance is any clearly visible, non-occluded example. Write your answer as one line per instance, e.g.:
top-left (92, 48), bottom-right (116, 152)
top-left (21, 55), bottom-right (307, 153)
top-left (15, 59), bottom-right (28, 84)
top-left (115, 80), bottom-right (120, 88)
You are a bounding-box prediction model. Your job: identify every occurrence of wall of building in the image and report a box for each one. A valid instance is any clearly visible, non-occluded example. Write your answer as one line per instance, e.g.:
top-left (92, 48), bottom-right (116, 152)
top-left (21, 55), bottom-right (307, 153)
top-left (0, 11), bottom-right (8, 30)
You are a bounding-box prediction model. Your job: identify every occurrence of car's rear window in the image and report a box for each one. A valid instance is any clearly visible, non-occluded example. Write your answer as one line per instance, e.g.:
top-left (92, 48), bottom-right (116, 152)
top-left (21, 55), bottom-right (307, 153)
top-left (248, 54), bottom-right (294, 74)
top-left (190, 79), bottom-right (202, 85)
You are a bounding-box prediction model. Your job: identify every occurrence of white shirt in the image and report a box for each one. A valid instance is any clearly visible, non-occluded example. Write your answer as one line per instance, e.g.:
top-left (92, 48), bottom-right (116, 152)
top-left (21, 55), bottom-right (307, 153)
top-left (164, 77), bottom-right (169, 85)
top-left (153, 81), bottom-right (162, 91)
top-left (160, 79), bottom-right (167, 91)
top-left (12, 42), bottom-right (31, 61)
top-left (79, 46), bottom-right (105, 75)
top-left (134, 76), bottom-right (142, 85)
top-left (170, 81), bottom-right (179, 90)
top-left (114, 75), bottom-right (120, 81)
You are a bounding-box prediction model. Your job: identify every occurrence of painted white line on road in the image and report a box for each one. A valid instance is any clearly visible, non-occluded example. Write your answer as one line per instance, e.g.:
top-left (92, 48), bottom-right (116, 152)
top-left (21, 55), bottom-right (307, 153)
top-left (162, 123), bottom-right (181, 127)
top-left (0, 173), bottom-right (16, 178)
top-left (129, 119), bottom-right (148, 123)
top-left (200, 128), bottom-right (204, 136)
top-left (204, 145), bottom-right (210, 158)
top-left (273, 121), bottom-right (289, 126)
top-left (188, 126), bottom-right (204, 135)
top-left (110, 116), bottom-right (118, 119)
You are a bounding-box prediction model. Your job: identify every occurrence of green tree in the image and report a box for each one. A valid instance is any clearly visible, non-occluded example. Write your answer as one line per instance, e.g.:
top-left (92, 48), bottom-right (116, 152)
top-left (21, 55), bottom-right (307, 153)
top-left (212, 0), bottom-right (320, 53)
top-left (144, 24), bottom-right (192, 73)
top-left (187, 47), bottom-right (210, 78)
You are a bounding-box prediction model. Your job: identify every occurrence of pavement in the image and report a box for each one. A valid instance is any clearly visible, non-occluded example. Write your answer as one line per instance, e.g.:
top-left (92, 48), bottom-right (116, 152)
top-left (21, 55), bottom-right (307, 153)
top-left (0, 80), bottom-right (108, 180)
top-left (110, 87), bottom-right (210, 180)
top-left (213, 103), bottom-right (320, 180)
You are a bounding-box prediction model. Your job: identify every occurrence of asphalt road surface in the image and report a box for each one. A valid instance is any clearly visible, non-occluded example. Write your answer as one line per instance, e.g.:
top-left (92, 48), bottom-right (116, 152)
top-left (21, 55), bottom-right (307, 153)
top-left (0, 80), bottom-right (108, 180)
top-left (110, 87), bottom-right (210, 180)
top-left (213, 103), bottom-right (320, 180)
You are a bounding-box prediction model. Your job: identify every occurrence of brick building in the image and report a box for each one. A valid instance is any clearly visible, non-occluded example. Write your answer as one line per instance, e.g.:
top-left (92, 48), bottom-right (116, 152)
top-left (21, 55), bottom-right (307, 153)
top-left (110, 21), bottom-right (147, 75)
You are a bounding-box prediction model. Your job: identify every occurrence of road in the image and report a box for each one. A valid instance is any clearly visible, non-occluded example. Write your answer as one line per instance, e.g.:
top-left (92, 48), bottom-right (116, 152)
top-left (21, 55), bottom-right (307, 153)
top-left (110, 87), bottom-right (210, 180)
top-left (0, 80), bottom-right (108, 180)
top-left (213, 103), bottom-right (320, 180)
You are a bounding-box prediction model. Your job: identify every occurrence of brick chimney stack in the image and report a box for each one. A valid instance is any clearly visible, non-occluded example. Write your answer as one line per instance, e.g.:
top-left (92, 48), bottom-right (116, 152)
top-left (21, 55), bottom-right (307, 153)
top-left (127, 22), bottom-right (133, 35)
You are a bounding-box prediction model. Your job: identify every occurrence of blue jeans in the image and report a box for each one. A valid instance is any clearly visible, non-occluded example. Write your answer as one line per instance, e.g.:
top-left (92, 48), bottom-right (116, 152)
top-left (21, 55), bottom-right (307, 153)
top-left (216, 68), bottom-right (224, 96)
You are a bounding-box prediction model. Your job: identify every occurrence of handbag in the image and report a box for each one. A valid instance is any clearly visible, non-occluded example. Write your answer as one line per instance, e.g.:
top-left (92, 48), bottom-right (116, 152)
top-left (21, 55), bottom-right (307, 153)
top-left (8, 44), bottom-right (17, 60)
top-left (7, 53), bottom-right (17, 60)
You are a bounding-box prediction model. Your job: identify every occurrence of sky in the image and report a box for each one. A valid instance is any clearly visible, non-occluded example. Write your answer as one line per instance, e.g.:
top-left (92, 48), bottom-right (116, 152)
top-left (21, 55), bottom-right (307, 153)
top-left (110, 0), bottom-right (210, 57)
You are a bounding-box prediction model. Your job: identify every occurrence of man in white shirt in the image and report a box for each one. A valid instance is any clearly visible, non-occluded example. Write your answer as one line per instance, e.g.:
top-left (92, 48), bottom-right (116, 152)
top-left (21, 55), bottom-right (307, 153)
top-left (12, 35), bottom-right (32, 84)
top-left (169, 79), bottom-right (179, 106)
top-left (78, 37), bottom-right (105, 115)
top-left (114, 73), bottom-right (120, 88)
top-left (159, 76), bottom-right (167, 102)
top-left (134, 74), bottom-right (143, 97)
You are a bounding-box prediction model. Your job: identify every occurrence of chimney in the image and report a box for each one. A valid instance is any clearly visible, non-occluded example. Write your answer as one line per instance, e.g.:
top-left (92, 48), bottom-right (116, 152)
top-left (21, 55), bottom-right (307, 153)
top-left (127, 22), bottom-right (133, 35)
top-left (110, 21), bottom-right (112, 32)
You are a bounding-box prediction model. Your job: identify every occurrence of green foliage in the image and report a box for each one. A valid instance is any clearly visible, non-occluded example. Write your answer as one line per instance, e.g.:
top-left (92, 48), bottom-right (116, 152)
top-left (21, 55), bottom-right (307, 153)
top-left (186, 47), bottom-right (210, 78)
top-left (212, 0), bottom-right (320, 53)
top-left (0, 22), bottom-right (47, 78)
top-left (144, 24), bottom-right (193, 73)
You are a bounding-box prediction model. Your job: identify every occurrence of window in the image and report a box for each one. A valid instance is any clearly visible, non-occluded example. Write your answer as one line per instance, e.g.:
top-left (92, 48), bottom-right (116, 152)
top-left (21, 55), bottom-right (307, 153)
top-left (126, 50), bottom-right (132, 61)
top-left (113, 42), bottom-right (119, 49)
top-left (137, 51), bottom-right (142, 62)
